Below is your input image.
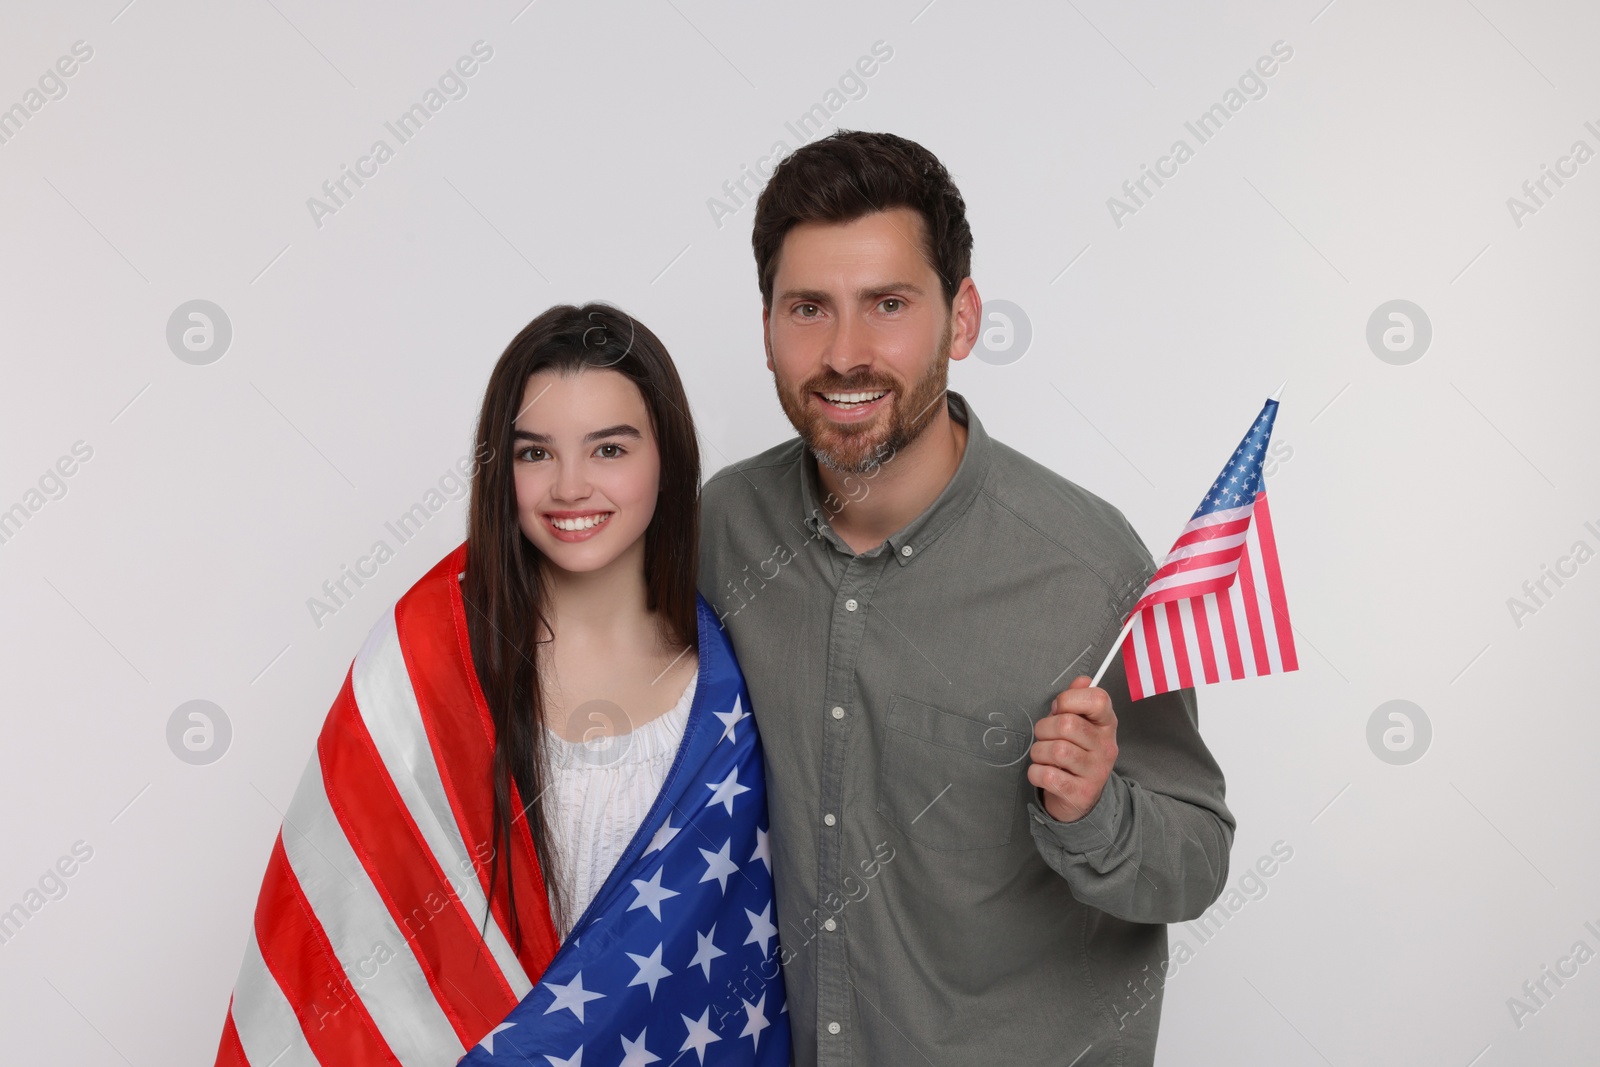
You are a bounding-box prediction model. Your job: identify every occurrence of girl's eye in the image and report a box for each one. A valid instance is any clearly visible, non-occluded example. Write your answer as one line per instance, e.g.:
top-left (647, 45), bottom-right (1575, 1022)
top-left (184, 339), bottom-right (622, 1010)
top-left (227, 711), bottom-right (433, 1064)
top-left (516, 446), bottom-right (548, 461)
top-left (596, 443), bottom-right (624, 459)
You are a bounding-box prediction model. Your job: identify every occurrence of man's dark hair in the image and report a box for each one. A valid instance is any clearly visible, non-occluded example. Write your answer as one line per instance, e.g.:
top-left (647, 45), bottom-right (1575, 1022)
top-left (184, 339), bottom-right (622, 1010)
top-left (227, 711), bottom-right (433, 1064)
top-left (751, 130), bottom-right (972, 310)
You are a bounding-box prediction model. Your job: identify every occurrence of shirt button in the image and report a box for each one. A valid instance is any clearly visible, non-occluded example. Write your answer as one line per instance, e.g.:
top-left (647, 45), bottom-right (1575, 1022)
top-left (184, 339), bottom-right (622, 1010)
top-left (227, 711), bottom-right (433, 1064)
top-left (823, 918), bottom-right (837, 931)
top-left (900, 545), bottom-right (913, 557)
top-left (845, 598), bottom-right (858, 612)
top-left (824, 813), bottom-right (836, 826)
top-left (828, 1021), bottom-right (841, 1035)
top-left (831, 706), bottom-right (845, 719)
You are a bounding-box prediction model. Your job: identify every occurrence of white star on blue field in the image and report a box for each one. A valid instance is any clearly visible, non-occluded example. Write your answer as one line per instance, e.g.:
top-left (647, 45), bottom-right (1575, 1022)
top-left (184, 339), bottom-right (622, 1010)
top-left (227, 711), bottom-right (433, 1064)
top-left (1192, 400), bottom-right (1279, 519)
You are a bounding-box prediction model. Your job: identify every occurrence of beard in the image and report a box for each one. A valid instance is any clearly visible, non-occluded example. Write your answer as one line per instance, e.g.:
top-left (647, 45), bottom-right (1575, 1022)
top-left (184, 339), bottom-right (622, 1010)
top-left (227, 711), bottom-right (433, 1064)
top-left (775, 326), bottom-right (953, 475)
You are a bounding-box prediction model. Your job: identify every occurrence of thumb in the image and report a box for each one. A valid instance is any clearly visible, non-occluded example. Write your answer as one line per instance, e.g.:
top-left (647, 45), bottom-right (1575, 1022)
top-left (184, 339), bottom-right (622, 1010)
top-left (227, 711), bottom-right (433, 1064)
top-left (1068, 675), bottom-right (1093, 690)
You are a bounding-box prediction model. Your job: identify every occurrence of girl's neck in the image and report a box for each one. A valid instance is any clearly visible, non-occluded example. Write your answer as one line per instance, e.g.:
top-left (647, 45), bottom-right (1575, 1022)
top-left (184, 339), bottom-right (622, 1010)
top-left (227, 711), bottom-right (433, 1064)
top-left (541, 535), bottom-right (656, 644)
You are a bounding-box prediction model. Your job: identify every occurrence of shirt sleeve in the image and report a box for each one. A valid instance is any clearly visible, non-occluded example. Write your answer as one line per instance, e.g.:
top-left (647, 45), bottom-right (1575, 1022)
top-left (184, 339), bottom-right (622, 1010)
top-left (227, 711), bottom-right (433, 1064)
top-left (1024, 634), bottom-right (1236, 925)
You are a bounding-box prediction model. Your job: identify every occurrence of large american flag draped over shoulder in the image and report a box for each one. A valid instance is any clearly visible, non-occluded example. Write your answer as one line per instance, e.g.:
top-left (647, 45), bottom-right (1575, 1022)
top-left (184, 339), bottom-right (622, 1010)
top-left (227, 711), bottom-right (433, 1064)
top-left (1120, 398), bottom-right (1298, 701)
top-left (454, 623), bottom-right (791, 1065)
top-left (214, 543), bottom-right (788, 1066)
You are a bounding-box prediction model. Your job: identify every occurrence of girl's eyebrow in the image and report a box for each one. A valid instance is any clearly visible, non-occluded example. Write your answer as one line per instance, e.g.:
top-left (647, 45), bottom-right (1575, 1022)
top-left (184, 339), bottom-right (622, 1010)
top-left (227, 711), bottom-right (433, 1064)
top-left (513, 423), bottom-right (643, 445)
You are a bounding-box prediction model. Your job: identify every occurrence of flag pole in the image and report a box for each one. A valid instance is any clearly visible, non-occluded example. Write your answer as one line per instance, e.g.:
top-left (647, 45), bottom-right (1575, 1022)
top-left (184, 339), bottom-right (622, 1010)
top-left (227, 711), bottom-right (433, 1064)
top-left (1089, 614), bottom-right (1138, 687)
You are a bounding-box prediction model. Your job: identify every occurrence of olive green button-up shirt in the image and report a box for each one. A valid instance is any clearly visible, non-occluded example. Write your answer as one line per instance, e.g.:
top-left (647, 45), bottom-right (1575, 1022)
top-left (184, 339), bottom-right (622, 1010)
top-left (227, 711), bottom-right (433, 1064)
top-left (698, 391), bottom-right (1234, 1067)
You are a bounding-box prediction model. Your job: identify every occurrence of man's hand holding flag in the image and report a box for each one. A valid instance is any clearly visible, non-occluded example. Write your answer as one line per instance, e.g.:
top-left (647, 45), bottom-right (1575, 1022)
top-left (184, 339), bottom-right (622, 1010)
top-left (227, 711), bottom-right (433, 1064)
top-left (1029, 394), bottom-right (1297, 823)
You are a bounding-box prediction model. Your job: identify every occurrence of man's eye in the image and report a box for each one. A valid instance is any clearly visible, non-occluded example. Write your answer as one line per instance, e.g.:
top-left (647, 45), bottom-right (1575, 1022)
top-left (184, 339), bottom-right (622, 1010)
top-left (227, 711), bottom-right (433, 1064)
top-left (797, 304), bottom-right (819, 318)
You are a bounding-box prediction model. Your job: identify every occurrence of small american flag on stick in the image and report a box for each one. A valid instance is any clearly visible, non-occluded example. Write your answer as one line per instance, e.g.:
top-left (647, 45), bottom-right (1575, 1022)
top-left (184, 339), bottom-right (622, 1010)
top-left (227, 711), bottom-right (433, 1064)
top-left (1091, 395), bottom-right (1298, 701)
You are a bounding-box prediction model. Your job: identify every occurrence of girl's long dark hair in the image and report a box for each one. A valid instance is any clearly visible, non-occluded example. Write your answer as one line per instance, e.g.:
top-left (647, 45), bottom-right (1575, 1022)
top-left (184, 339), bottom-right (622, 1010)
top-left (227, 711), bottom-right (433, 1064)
top-left (462, 302), bottom-right (700, 947)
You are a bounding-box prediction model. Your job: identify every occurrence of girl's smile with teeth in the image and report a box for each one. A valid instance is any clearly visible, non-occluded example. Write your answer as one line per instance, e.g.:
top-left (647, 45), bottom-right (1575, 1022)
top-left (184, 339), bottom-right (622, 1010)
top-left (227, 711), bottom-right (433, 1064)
top-left (544, 510), bottom-right (614, 540)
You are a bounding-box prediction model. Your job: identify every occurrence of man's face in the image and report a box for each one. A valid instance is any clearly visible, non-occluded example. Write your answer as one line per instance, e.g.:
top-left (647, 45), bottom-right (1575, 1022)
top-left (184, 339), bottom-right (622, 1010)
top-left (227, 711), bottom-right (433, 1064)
top-left (763, 207), bottom-right (970, 474)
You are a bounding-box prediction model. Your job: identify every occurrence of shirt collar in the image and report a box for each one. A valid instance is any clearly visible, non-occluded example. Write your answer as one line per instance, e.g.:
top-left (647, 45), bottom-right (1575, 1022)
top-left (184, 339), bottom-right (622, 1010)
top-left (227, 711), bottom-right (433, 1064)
top-left (797, 389), bottom-right (991, 565)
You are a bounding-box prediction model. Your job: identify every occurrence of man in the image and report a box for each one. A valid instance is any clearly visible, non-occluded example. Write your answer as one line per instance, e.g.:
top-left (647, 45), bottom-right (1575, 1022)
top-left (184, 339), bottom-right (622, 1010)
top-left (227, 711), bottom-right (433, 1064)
top-left (698, 130), bottom-right (1234, 1066)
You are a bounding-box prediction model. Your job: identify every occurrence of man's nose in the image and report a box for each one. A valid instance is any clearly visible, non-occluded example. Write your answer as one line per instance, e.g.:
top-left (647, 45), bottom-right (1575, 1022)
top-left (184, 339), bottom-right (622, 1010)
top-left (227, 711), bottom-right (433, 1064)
top-left (821, 308), bottom-right (873, 379)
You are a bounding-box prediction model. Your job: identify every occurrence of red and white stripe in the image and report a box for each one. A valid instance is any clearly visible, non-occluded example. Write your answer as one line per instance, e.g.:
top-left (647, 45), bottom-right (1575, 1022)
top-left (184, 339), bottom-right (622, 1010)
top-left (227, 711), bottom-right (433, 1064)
top-left (1129, 502), bottom-right (1255, 612)
top-left (215, 546), bottom-right (560, 1066)
top-left (1123, 492), bottom-right (1297, 701)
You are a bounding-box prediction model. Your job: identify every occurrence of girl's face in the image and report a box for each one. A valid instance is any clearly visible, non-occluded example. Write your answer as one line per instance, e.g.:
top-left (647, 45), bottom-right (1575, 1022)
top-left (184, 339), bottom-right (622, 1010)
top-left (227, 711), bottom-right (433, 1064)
top-left (512, 367), bottom-right (661, 576)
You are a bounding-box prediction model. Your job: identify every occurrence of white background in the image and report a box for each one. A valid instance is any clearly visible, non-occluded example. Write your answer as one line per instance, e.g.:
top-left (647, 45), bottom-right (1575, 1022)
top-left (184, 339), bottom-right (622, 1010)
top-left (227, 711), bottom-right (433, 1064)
top-left (2, 1), bottom-right (1597, 1063)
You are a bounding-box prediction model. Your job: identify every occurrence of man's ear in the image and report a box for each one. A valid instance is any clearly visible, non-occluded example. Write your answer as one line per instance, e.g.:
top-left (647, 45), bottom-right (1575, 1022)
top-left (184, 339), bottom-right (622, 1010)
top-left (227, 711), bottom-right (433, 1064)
top-left (947, 277), bottom-right (982, 363)
top-left (761, 303), bottom-right (774, 371)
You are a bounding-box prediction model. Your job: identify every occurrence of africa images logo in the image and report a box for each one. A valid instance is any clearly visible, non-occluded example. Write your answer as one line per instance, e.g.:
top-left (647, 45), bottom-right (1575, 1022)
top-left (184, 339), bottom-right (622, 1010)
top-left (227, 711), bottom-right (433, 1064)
top-left (1105, 40), bottom-right (1294, 228)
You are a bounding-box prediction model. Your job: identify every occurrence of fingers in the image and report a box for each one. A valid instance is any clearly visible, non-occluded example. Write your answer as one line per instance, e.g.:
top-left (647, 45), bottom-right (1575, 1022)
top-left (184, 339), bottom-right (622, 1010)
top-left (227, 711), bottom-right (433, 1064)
top-left (1032, 677), bottom-right (1119, 822)
top-left (1050, 676), bottom-right (1116, 727)
top-left (1026, 763), bottom-right (1095, 820)
top-left (1031, 709), bottom-right (1095, 751)
top-left (1033, 693), bottom-right (1119, 776)
top-left (1029, 736), bottom-right (1097, 776)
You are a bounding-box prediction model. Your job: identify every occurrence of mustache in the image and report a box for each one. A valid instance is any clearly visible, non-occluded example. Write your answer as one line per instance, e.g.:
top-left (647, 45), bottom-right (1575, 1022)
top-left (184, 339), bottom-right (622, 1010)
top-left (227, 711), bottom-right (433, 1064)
top-left (803, 372), bottom-right (897, 394)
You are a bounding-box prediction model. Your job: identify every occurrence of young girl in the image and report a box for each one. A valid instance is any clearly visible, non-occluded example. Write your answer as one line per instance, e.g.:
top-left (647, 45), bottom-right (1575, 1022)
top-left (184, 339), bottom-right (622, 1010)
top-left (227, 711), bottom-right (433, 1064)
top-left (215, 304), bottom-right (788, 1066)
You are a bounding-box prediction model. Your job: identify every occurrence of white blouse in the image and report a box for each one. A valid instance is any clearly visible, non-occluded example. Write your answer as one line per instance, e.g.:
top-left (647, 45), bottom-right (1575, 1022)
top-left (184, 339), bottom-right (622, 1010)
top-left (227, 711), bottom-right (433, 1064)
top-left (540, 669), bottom-right (697, 941)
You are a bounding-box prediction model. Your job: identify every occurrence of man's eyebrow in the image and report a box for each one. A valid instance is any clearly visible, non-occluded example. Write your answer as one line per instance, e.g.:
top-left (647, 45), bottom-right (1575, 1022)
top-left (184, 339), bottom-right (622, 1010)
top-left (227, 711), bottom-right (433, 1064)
top-left (512, 423), bottom-right (644, 444)
top-left (776, 282), bottom-right (927, 304)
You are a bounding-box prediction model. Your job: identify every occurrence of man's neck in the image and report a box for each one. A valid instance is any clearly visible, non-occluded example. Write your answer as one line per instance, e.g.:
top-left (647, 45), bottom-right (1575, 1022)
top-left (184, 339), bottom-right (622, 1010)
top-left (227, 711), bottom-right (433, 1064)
top-left (819, 399), bottom-right (968, 556)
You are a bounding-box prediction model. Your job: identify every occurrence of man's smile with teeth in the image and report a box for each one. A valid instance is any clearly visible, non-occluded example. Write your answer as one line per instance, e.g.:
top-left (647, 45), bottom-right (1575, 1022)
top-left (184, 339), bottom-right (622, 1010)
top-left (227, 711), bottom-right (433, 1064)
top-left (820, 390), bottom-right (889, 406)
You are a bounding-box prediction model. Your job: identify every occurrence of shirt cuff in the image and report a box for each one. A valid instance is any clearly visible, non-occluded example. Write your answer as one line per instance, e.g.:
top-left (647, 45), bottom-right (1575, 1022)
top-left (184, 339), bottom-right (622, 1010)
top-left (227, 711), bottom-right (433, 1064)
top-left (1027, 772), bottom-right (1127, 854)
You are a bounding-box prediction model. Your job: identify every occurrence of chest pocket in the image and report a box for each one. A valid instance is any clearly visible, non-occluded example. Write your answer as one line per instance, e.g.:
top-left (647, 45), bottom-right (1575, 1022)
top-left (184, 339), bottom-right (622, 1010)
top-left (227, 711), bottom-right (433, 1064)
top-left (874, 694), bottom-right (1029, 851)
